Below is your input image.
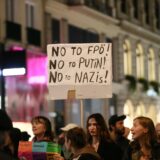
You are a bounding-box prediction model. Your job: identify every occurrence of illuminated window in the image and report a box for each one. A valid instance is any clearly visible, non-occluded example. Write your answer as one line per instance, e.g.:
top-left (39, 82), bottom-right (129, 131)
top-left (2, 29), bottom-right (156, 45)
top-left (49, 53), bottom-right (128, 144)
top-left (148, 48), bottom-right (155, 81)
top-left (136, 44), bottom-right (144, 78)
top-left (123, 39), bottom-right (132, 75)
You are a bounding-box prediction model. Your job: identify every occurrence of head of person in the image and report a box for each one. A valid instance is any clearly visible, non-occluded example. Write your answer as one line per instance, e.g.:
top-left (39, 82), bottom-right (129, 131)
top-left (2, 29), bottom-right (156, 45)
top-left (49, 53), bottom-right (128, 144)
top-left (86, 113), bottom-right (110, 144)
top-left (65, 127), bottom-right (86, 153)
top-left (155, 123), bottom-right (160, 142)
top-left (21, 131), bottom-right (31, 141)
top-left (0, 109), bottom-right (13, 150)
top-left (58, 123), bottom-right (78, 145)
top-left (108, 114), bottom-right (126, 136)
top-left (10, 128), bottom-right (22, 158)
top-left (131, 116), bottom-right (157, 146)
top-left (31, 116), bottom-right (53, 141)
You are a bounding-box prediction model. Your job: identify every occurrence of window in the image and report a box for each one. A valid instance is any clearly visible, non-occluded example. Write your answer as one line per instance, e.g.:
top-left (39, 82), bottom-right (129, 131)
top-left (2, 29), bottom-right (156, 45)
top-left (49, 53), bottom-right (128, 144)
top-left (25, 1), bottom-right (35, 28)
top-left (52, 19), bottom-right (60, 43)
top-left (155, 0), bottom-right (160, 29)
top-left (123, 40), bottom-right (132, 75)
top-left (6, 0), bottom-right (14, 21)
top-left (120, 0), bottom-right (127, 14)
top-left (69, 25), bottom-right (99, 43)
top-left (132, 0), bottom-right (138, 19)
top-left (144, 0), bottom-right (149, 24)
top-left (148, 48), bottom-right (155, 81)
top-left (136, 44), bottom-right (144, 78)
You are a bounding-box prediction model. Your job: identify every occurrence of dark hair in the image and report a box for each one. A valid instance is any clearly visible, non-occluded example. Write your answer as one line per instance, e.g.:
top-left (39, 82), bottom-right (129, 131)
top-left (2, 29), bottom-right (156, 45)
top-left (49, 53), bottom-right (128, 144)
top-left (31, 116), bottom-right (53, 141)
top-left (21, 131), bottom-right (31, 141)
top-left (10, 128), bottom-right (22, 158)
top-left (0, 109), bottom-right (13, 131)
top-left (86, 113), bottom-right (111, 144)
top-left (65, 127), bottom-right (86, 149)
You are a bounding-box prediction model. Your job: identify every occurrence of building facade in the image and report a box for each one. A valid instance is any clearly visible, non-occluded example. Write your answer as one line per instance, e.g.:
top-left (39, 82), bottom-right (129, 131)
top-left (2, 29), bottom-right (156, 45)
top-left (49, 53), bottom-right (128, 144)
top-left (0, 0), bottom-right (160, 131)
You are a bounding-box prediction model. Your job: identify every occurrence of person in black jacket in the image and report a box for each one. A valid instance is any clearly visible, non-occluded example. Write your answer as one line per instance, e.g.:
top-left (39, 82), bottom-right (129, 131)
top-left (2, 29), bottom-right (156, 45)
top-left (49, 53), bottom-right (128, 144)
top-left (86, 113), bottom-right (123, 160)
top-left (0, 109), bottom-right (16, 160)
top-left (108, 114), bottom-right (130, 160)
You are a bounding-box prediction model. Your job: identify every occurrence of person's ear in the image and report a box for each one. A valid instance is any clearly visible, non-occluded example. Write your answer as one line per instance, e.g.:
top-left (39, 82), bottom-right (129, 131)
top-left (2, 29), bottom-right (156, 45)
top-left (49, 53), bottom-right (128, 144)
top-left (143, 128), bottom-right (148, 134)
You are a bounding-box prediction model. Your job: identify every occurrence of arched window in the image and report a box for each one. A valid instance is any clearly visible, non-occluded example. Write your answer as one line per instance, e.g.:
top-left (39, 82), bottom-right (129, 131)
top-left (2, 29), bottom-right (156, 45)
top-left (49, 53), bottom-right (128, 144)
top-left (123, 39), bottom-right (132, 75)
top-left (136, 43), bottom-right (144, 78)
top-left (148, 48), bottom-right (155, 81)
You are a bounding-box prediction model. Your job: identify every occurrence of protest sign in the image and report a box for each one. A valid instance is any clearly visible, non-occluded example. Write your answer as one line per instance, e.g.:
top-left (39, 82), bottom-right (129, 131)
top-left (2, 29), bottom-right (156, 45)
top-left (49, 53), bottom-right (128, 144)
top-left (18, 141), bottom-right (33, 160)
top-left (18, 141), bottom-right (61, 160)
top-left (47, 43), bottom-right (112, 100)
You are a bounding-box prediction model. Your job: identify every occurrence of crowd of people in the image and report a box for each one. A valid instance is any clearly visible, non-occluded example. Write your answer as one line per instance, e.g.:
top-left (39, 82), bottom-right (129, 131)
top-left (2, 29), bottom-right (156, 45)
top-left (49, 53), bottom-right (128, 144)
top-left (0, 109), bottom-right (160, 160)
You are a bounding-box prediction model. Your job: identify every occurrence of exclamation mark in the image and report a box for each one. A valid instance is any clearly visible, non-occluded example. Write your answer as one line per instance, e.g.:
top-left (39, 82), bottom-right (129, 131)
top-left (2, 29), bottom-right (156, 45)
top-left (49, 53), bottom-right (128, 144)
top-left (107, 44), bottom-right (110, 52)
top-left (106, 44), bottom-right (110, 56)
top-left (103, 57), bottom-right (106, 69)
top-left (104, 70), bottom-right (108, 83)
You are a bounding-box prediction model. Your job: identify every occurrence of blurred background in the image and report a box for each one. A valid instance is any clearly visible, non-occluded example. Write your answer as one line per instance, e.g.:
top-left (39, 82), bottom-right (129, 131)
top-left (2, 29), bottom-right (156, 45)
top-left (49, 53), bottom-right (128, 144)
top-left (0, 0), bottom-right (160, 138)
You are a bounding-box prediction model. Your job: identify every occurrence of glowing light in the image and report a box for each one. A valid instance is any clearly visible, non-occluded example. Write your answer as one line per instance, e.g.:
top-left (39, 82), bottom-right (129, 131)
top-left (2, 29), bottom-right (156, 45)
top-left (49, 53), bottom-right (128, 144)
top-left (27, 56), bottom-right (47, 84)
top-left (2, 68), bottom-right (26, 76)
top-left (10, 46), bottom-right (24, 51)
top-left (28, 76), bottom-right (46, 84)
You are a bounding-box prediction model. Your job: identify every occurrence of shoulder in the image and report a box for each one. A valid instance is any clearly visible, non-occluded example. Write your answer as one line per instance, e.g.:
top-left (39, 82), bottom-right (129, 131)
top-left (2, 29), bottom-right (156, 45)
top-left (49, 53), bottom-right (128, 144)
top-left (152, 142), bottom-right (160, 158)
top-left (79, 153), bottom-right (101, 160)
top-left (0, 151), bottom-right (15, 160)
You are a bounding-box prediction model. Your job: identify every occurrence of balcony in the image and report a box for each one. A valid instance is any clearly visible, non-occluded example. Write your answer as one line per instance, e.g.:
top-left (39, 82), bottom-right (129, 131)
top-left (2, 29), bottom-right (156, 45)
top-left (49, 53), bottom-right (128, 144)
top-left (27, 27), bottom-right (41, 46)
top-left (6, 21), bottom-right (21, 41)
top-left (66, 0), bottom-right (113, 16)
top-left (84, 0), bottom-right (112, 16)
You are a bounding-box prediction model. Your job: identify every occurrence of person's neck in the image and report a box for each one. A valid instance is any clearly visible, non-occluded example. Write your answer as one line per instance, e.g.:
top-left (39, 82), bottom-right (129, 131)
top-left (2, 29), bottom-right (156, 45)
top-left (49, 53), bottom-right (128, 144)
top-left (36, 133), bottom-right (45, 141)
top-left (110, 131), bottom-right (117, 141)
top-left (72, 147), bottom-right (82, 155)
top-left (92, 136), bottom-right (99, 144)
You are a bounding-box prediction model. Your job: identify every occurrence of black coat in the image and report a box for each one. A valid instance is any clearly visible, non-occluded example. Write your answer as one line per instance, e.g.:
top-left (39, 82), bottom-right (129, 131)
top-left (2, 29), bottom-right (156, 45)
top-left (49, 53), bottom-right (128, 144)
top-left (78, 153), bottom-right (101, 160)
top-left (0, 151), bottom-right (17, 160)
top-left (97, 139), bottom-right (123, 160)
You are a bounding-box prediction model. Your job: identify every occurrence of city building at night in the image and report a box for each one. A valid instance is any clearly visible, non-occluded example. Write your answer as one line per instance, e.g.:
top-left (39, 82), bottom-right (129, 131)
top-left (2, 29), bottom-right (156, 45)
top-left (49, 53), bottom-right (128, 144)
top-left (0, 0), bottom-right (160, 133)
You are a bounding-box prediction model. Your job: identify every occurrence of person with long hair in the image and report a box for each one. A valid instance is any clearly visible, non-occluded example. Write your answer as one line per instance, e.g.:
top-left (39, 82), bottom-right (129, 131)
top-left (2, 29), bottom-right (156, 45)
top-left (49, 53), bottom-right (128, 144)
top-left (65, 127), bottom-right (101, 160)
top-left (126, 116), bottom-right (160, 160)
top-left (86, 113), bottom-right (122, 160)
top-left (31, 116), bottom-right (54, 142)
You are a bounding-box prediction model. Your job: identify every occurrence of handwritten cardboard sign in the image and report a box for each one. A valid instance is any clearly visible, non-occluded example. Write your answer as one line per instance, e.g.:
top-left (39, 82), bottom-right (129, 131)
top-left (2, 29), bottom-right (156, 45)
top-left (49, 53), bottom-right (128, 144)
top-left (47, 43), bottom-right (112, 100)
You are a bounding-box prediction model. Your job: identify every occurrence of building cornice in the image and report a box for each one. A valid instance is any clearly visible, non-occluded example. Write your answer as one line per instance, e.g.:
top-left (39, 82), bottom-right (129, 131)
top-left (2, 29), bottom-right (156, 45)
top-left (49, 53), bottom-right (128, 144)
top-left (120, 20), bottom-right (160, 44)
top-left (69, 5), bottom-right (119, 25)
